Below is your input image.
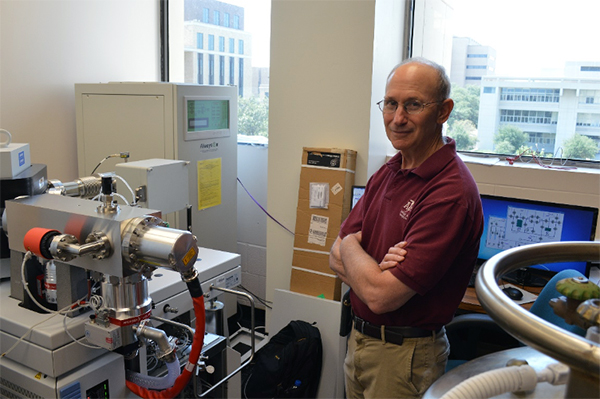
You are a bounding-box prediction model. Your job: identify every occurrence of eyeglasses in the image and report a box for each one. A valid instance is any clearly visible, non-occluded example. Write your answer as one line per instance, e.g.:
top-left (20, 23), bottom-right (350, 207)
top-left (377, 99), bottom-right (444, 115)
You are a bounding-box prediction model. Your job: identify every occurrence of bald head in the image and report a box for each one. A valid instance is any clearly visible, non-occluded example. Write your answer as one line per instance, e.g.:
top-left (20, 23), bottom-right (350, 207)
top-left (386, 57), bottom-right (451, 101)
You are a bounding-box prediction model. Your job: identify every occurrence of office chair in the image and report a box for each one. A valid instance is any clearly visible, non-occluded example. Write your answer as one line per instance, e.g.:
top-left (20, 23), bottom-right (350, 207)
top-left (445, 269), bottom-right (586, 371)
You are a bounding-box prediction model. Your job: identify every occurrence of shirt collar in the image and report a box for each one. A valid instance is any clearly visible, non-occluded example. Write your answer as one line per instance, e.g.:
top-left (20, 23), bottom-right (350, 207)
top-left (386, 137), bottom-right (457, 179)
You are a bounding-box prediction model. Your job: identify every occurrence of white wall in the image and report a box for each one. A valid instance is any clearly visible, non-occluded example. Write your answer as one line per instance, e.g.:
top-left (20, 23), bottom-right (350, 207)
top-left (267, 0), bottom-right (378, 313)
top-left (237, 142), bottom-right (268, 304)
top-left (0, 0), bottom-right (160, 181)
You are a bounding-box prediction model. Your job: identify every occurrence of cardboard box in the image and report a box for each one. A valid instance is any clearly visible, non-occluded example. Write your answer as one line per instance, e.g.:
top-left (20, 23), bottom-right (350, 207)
top-left (292, 249), bottom-right (331, 275)
top-left (293, 147), bottom-right (356, 252)
top-left (290, 147), bottom-right (356, 297)
top-left (290, 267), bottom-right (342, 301)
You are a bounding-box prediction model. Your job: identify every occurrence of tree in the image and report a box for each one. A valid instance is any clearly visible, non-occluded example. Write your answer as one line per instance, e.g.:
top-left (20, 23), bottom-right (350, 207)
top-left (563, 134), bottom-right (598, 160)
top-left (448, 85), bottom-right (480, 129)
top-left (449, 119), bottom-right (477, 151)
top-left (493, 125), bottom-right (528, 154)
top-left (238, 96), bottom-right (269, 137)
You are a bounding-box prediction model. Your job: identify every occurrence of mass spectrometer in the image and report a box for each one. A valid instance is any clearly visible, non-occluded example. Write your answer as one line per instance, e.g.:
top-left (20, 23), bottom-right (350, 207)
top-left (0, 159), bottom-right (251, 398)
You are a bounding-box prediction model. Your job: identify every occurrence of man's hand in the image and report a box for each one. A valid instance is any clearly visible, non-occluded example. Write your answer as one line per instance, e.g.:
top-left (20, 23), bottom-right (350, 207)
top-left (379, 241), bottom-right (407, 270)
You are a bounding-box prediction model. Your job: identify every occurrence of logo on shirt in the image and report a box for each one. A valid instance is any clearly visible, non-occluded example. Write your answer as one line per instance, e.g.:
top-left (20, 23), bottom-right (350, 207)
top-left (400, 199), bottom-right (415, 220)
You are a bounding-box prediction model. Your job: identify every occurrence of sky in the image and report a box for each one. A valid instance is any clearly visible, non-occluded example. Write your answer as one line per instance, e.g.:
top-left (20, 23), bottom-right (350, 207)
top-left (218, 0), bottom-right (599, 75)
top-left (451, 0), bottom-right (600, 77)
top-left (224, 0), bottom-right (271, 67)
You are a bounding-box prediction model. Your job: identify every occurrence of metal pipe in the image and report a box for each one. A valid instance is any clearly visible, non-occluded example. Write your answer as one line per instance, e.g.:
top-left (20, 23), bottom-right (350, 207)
top-left (198, 286), bottom-right (256, 398)
top-left (151, 315), bottom-right (196, 338)
top-left (476, 241), bottom-right (600, 396)
top-left (133, 323), bottom-right (176, 363)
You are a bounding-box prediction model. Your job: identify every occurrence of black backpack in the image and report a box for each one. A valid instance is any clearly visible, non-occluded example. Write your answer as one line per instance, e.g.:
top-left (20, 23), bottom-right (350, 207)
top-left (242, 320), bottom-right (323, 398)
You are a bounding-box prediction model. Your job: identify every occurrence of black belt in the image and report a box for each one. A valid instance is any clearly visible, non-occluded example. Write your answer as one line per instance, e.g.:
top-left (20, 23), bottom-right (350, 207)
top-left (353, 315), bottom-right (440, 346)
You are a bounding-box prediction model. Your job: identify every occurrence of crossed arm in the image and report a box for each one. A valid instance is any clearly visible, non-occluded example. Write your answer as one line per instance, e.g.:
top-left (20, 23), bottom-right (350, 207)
top-left (329, 232), bottom-right (417, 314)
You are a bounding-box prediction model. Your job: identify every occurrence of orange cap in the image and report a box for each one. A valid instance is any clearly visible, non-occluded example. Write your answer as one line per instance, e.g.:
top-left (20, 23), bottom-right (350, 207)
top-left (23, 227), bottom-right (60, 259)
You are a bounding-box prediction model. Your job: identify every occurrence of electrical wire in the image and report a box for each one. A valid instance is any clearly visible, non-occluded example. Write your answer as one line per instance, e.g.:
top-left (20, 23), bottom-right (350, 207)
top-left (238, 284), bottom-right (273, 309)
top-left (62, 306), bottom-right (104, 349)
top-left (0, 291), bottom-right (98, 358)
top-left (114, 174), bottom-right (137, 205)
top-left (20, 251), bottom-right (59, 315)
top-left (237, 177), bottom-right (294, 235)
top-left (1, 312), bottom-right (61, 358)
top-left (90, 152), bottom-right (130, 175)
top-left (19, 251), bottom-right (103, 350)
top-left (505, 147), bottom-right (577, 170)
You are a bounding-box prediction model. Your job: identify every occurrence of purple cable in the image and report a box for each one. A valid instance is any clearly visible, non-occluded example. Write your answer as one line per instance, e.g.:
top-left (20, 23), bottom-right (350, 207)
top-left (237, 177), bottom-right (295, 235)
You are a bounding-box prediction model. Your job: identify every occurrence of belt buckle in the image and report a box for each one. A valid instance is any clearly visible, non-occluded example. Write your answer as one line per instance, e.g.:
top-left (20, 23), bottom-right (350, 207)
top-left (355, 317), bottom-right (365, 334)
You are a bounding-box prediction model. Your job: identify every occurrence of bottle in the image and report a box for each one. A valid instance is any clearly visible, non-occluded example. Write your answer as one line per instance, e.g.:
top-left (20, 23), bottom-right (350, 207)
top-left (45, 260), bottom-right (57, 304)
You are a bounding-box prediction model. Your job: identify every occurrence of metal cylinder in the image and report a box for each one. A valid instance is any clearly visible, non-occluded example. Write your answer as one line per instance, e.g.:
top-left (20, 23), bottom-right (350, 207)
top-left (205, 300), bottom-right (225, 336)
top-left (122, 216), bottom-right (198, 274)
top-left (101, 273), bottom-right (153, 346)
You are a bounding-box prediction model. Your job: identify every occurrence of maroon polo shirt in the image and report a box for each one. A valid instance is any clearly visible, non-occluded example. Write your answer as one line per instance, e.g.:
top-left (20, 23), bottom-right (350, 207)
top-left (340, 138), bottom-right (483, 330)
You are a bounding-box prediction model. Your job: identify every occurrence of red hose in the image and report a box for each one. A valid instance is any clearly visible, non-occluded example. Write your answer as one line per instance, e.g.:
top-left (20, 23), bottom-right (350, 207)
top-left (126, 296), bottom-right (206, 398)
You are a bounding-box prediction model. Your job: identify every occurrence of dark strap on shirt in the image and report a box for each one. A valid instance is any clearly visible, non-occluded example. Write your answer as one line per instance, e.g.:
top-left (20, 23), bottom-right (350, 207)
top-left (353, 315), bottom-right (440, 346)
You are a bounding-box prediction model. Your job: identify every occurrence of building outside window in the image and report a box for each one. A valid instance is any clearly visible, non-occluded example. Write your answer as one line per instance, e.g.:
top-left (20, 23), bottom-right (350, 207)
top-left (180, 0), bottom-right (270, 139)
top-left (442, 0), bottom-right (600, 161)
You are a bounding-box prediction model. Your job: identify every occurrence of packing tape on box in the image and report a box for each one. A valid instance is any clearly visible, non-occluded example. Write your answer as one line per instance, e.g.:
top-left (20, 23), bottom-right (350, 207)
top-left (301, 164), bottom-right (356, 173)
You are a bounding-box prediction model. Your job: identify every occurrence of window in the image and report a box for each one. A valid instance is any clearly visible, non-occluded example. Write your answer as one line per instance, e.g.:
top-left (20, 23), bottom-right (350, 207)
top-left (197, 53), bottom-right (203, 84)
top-left (209, 54), bottom-right (214, 85)
top-left (219, 55), bottom-right (225, 85)
top-left (501, 88), bottom-right (560, 103)
top-left (239, 58), bottom-right (244, 96)
top-left (500, 110), bottom-right (554, 125)
top-left (580, 90), bottom-right (600, 104)
top-left (174, 0), bottom-right (271, 140)
top-left (415, 0), bottom-right (600, 161)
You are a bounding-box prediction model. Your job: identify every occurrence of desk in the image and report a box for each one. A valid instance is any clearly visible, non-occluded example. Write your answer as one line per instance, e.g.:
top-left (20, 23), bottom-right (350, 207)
top-left (459, 284), bottom-right (542, 313)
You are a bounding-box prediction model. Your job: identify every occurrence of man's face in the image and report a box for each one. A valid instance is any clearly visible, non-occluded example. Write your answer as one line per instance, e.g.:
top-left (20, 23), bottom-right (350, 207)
top-left (383, 63), bottom-right (450, 154)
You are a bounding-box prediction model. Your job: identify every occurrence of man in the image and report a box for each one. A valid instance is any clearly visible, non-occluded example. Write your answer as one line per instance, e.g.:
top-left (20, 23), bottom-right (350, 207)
top-left (329, 57), bottom-right (484, 398)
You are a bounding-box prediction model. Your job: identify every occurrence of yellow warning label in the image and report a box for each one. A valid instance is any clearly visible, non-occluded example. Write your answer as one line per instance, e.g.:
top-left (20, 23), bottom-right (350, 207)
top-left (197, 158), bottom-right (222, 210)
top-left (183, 247), bottom-right (197, 266)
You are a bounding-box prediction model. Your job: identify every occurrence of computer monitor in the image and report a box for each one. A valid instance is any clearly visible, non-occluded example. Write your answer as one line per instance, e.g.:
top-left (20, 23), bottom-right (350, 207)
top-left (351, 186), bottom-right (365, 210)
top-left (478, 194), bottom-right (598, 285)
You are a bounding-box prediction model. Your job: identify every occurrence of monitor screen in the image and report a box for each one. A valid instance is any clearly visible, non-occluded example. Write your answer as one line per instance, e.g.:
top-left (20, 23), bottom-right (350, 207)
top-left (351, 186), bottom-right (365, 210)
top-left (184, 97), bottom-right (230, 140)
top-left (478, 194), bottom-right (598, 280)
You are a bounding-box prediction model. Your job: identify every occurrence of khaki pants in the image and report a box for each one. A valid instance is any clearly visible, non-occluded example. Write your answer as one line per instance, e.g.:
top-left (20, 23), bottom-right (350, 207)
top-left (344, 327), bottom-right (449, 399)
